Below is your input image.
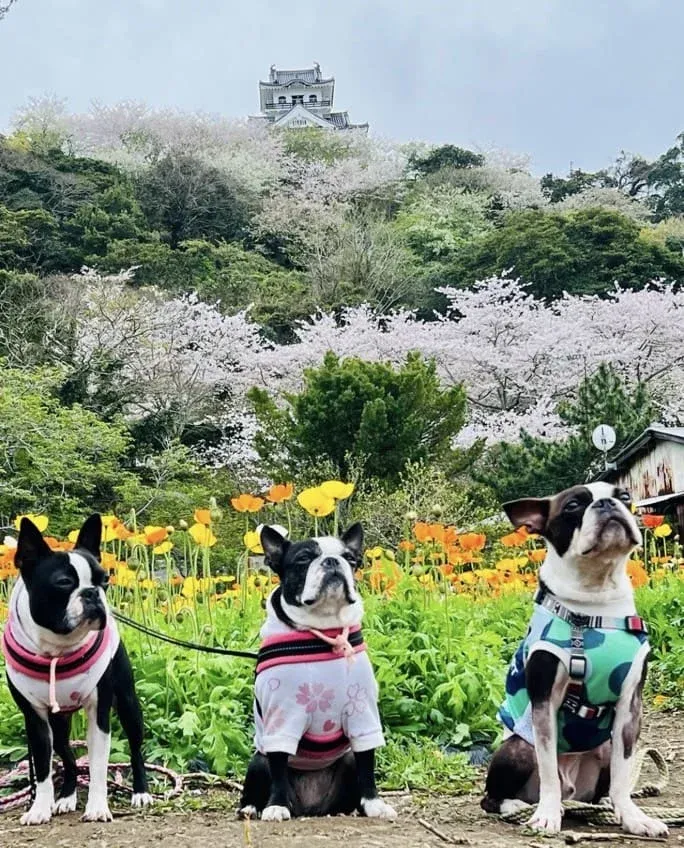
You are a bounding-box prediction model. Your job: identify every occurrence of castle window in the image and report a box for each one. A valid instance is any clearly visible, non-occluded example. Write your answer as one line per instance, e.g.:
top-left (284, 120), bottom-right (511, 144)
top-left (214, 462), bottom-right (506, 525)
top-left (309, 94), bottom-right (318, 103)
top-left (278, 96), bottom-right (286, 104)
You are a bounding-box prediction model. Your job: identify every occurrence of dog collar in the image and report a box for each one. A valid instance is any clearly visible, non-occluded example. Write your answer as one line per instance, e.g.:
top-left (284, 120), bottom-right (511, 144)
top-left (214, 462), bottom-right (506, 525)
top-left (534, 581), bottom-right (648, 635)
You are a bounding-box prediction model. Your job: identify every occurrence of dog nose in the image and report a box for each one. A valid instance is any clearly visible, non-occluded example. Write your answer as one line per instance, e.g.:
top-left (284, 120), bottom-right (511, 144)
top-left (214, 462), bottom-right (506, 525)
top-left (322, 557), bottom-right (342, 570)
top-left (593, 498), bottom-right (616, 512)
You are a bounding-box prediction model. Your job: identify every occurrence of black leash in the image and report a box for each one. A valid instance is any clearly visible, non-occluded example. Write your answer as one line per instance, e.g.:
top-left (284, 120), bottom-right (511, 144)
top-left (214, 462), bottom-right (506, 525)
top-left (111, 611), bottom-right (259, 660)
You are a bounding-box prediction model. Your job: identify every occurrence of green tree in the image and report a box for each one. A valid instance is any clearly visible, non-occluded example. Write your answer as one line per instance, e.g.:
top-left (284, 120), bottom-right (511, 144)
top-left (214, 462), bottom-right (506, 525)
top-left (0, 366), bottom-right (136, 528)
top-left (0, 271), bottom-right (62, 365)
top-left (409, 145), bottom-right (485, 177)
top-left (450, 207), bottom-right (684, 298)
top-left (0, 204), bottom-right (63, 272)
top-left (248, 352), bottom-right (468, 483)
top-left (475, 365), bottom-right (654, 501)
top-left (540, 168), bottom-right (612, 203)
top-left (134, 153), bottom-right (249, 248)
top-left (97, 239), bottom-right (313, 341)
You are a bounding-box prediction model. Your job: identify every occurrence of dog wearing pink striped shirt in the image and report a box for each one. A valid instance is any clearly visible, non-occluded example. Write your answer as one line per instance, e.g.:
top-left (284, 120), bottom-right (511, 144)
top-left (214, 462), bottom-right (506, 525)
top-left (238, 523), bottom-right (397, 823)
top-left (2, 516), bottom-right (151, 825)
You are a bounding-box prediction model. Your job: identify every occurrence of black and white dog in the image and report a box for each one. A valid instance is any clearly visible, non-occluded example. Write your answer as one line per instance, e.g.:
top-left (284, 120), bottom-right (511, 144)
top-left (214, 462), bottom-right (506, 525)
top-left (482, 482), bottom-right (668, 838)
top-left (238, 523), bottom-right (396, 822)
top-left (2, 515), bottom-right (151, 825)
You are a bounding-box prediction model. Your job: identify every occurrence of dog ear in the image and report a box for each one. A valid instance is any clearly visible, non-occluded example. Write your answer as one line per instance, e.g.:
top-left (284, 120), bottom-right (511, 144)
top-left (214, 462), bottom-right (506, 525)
top-left (261, 525), bottom-right (289, 576)
top-left (341, 522), bottom-right (364, 561)
top-left (503, 498), bottom-right (550, 535)
top-left (16, 517), bottom-right (52, 580)
top-left (75, 514), bottom-right (102, 560)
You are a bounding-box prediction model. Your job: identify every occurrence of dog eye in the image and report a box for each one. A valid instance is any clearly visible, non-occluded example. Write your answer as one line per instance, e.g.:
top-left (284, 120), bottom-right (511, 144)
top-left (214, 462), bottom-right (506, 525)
top-left (342, 551), bottom-right (356, 564)
top-left (564, 499), bottom-right (581, 511)
top-left (618, 491), bottom-right (632, 503)
top-left (54, 577), bottom-right (76, 591)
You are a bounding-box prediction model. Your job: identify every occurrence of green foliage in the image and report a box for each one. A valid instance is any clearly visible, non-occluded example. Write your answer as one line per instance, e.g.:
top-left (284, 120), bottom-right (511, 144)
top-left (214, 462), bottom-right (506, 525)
top-left (249, 352), bottom-right (468, 482)
top-left (134, 153), bottom-right (250, 248)
top-left (2, 578), bottom-right (679, 780)
top-left (0, 204), bottom-right (63, 272)
top-left (350, 460), bottom-right (494, 547)
top-left (476, 365), bottom-right (655, 501)
top-left (283, 127), bottom-right (355, 164)
top-left (410, 145), bottom-right (485, 177)
top-left (0, 270), bottom-right (60, 365)
top-left (450, 207), bottom-right (684, 298)
top-left (541, 168), bottom-right (611, 203)
top-left (395, 185), bottom-right (493, 263)
top-left (0, 366), bottom-right (136, 528)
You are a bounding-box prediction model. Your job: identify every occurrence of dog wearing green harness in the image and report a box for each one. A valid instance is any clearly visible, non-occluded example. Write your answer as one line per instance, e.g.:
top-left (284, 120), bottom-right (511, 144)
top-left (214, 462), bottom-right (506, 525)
top-left (481, 482), bottom-right (668, 839)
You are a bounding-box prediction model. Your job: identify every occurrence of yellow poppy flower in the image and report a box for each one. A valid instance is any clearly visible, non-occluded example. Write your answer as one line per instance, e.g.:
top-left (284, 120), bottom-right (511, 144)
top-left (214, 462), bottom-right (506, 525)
top-left (297, 487), bottom-right (335, 517)
top-left (654, 523), bottom-right (672, 538)
top-left (194, 509), bottom-right (212, 526)
top-left (188, 523), bottom-right (217, 547)
top-left (14, 514), bottom-right (48, 533)
top-left (243, 530), bottom-right (264, 554)
top-left (101, 515), bottom-right (120, 529)
top-left (153, 541), bottom-right (174, 555)
top-left (319, 480), bottom-right (355, 500)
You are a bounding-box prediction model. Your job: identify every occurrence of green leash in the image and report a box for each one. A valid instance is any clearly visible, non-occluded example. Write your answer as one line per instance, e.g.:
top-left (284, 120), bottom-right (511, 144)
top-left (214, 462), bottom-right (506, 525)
top-left (499, 748), bottom-right (684, 827)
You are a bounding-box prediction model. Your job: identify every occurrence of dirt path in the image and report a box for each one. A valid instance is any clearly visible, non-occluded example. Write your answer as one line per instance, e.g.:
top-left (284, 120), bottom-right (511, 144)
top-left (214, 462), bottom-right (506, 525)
top-left (1, 713), bottom-right (682, 847)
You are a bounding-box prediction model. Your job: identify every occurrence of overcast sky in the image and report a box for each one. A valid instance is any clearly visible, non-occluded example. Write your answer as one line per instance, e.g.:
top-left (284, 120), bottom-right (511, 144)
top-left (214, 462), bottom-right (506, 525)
top-left (0, 0), bottom-right (681, 174)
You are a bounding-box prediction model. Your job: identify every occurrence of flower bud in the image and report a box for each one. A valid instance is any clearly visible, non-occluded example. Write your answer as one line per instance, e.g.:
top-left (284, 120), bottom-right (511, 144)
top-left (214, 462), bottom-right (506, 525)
top-left (179, 519), bottom-right (189, 530)
top-left (404, 511), bottom-right (418, 522)
top-left (430, 504), bottom-right (444, 518)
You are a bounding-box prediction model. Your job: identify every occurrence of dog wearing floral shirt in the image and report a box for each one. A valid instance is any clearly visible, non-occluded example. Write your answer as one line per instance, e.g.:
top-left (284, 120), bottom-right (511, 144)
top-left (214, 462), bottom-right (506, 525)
top-left (237, 524), bottom-right (396, 823)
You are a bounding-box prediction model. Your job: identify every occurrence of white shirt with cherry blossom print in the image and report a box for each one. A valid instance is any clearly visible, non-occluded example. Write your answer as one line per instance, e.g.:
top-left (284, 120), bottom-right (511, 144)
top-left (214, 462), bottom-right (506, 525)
top-left (254, 603), bottom-right (385, 770)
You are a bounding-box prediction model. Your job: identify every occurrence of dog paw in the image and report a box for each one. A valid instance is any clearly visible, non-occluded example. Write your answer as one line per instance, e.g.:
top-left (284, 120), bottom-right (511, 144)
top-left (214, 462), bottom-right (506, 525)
top-left (20, 801), bottom-right (53, 826)
top-left (261, 805), bottom-right (291, 822)
top-left (238, 805), bottom-right (258, 820)
top-left (53, 793), bottom-right (78, 815)
top-left (499, 799), bottom-right (530, 816)
top-left (527, 803), bottom-right (562, 834)
top-left (131, 792), bottom-right (153, 809)
top-left (614, 804), bottom-right (668, 838)
top-left (361, 797), bottom-right (398, 820)
top-left (82, 802), bottom-right (113, 822)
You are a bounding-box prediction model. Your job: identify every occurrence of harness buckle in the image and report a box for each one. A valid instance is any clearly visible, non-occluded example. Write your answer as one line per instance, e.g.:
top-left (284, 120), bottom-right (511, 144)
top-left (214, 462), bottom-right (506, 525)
top-left (576, 704), bottom-right (598, 720)
top-left (626, 615), bottom-right (647, 634)
top-left (569, 653), bottom-right (587, 680)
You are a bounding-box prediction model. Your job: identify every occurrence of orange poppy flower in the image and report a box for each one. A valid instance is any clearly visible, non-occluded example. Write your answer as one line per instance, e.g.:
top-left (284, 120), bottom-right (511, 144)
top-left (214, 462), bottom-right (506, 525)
top-left (231, 494), bottom-right (265, 513)
top-left (626, 560), bottom-right (648, 588)
top-left (458, 532), bottom-right (486, 552)
top-left (145, 526), bottom-right (168, 545)
top-left (443, 526), bottom-right (459, 545)
top-left (528, 549), bottom-right (547, 563)
top-left (194, 509), bottom-right (212, 526)
top-left (398, 540), bottom-right (415, 552)
top-left (413, 522), bottom-right (432, 543)
top-left (266, 483), bottom-right (294, 504)
top-left (500, 528), bottom-right (528, 547)
top-left (642, 514), bottom-right (665, 529)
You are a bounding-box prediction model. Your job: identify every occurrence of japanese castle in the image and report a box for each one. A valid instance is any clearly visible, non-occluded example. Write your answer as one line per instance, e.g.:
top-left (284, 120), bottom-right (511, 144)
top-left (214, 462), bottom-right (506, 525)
top-left (253, 63), bottom-right (368, 132)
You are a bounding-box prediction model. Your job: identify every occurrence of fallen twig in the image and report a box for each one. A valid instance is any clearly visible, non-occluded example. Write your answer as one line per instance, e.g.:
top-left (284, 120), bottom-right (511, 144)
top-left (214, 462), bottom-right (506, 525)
top-left (417, 817), bottom-right (469, 845)
top-left (564, 831), bottom-right (667, 845)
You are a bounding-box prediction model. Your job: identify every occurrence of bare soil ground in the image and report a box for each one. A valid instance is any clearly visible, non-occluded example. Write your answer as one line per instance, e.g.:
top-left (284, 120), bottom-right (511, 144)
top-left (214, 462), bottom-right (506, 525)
top-left (1, 713), bottom-right (682, 848)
